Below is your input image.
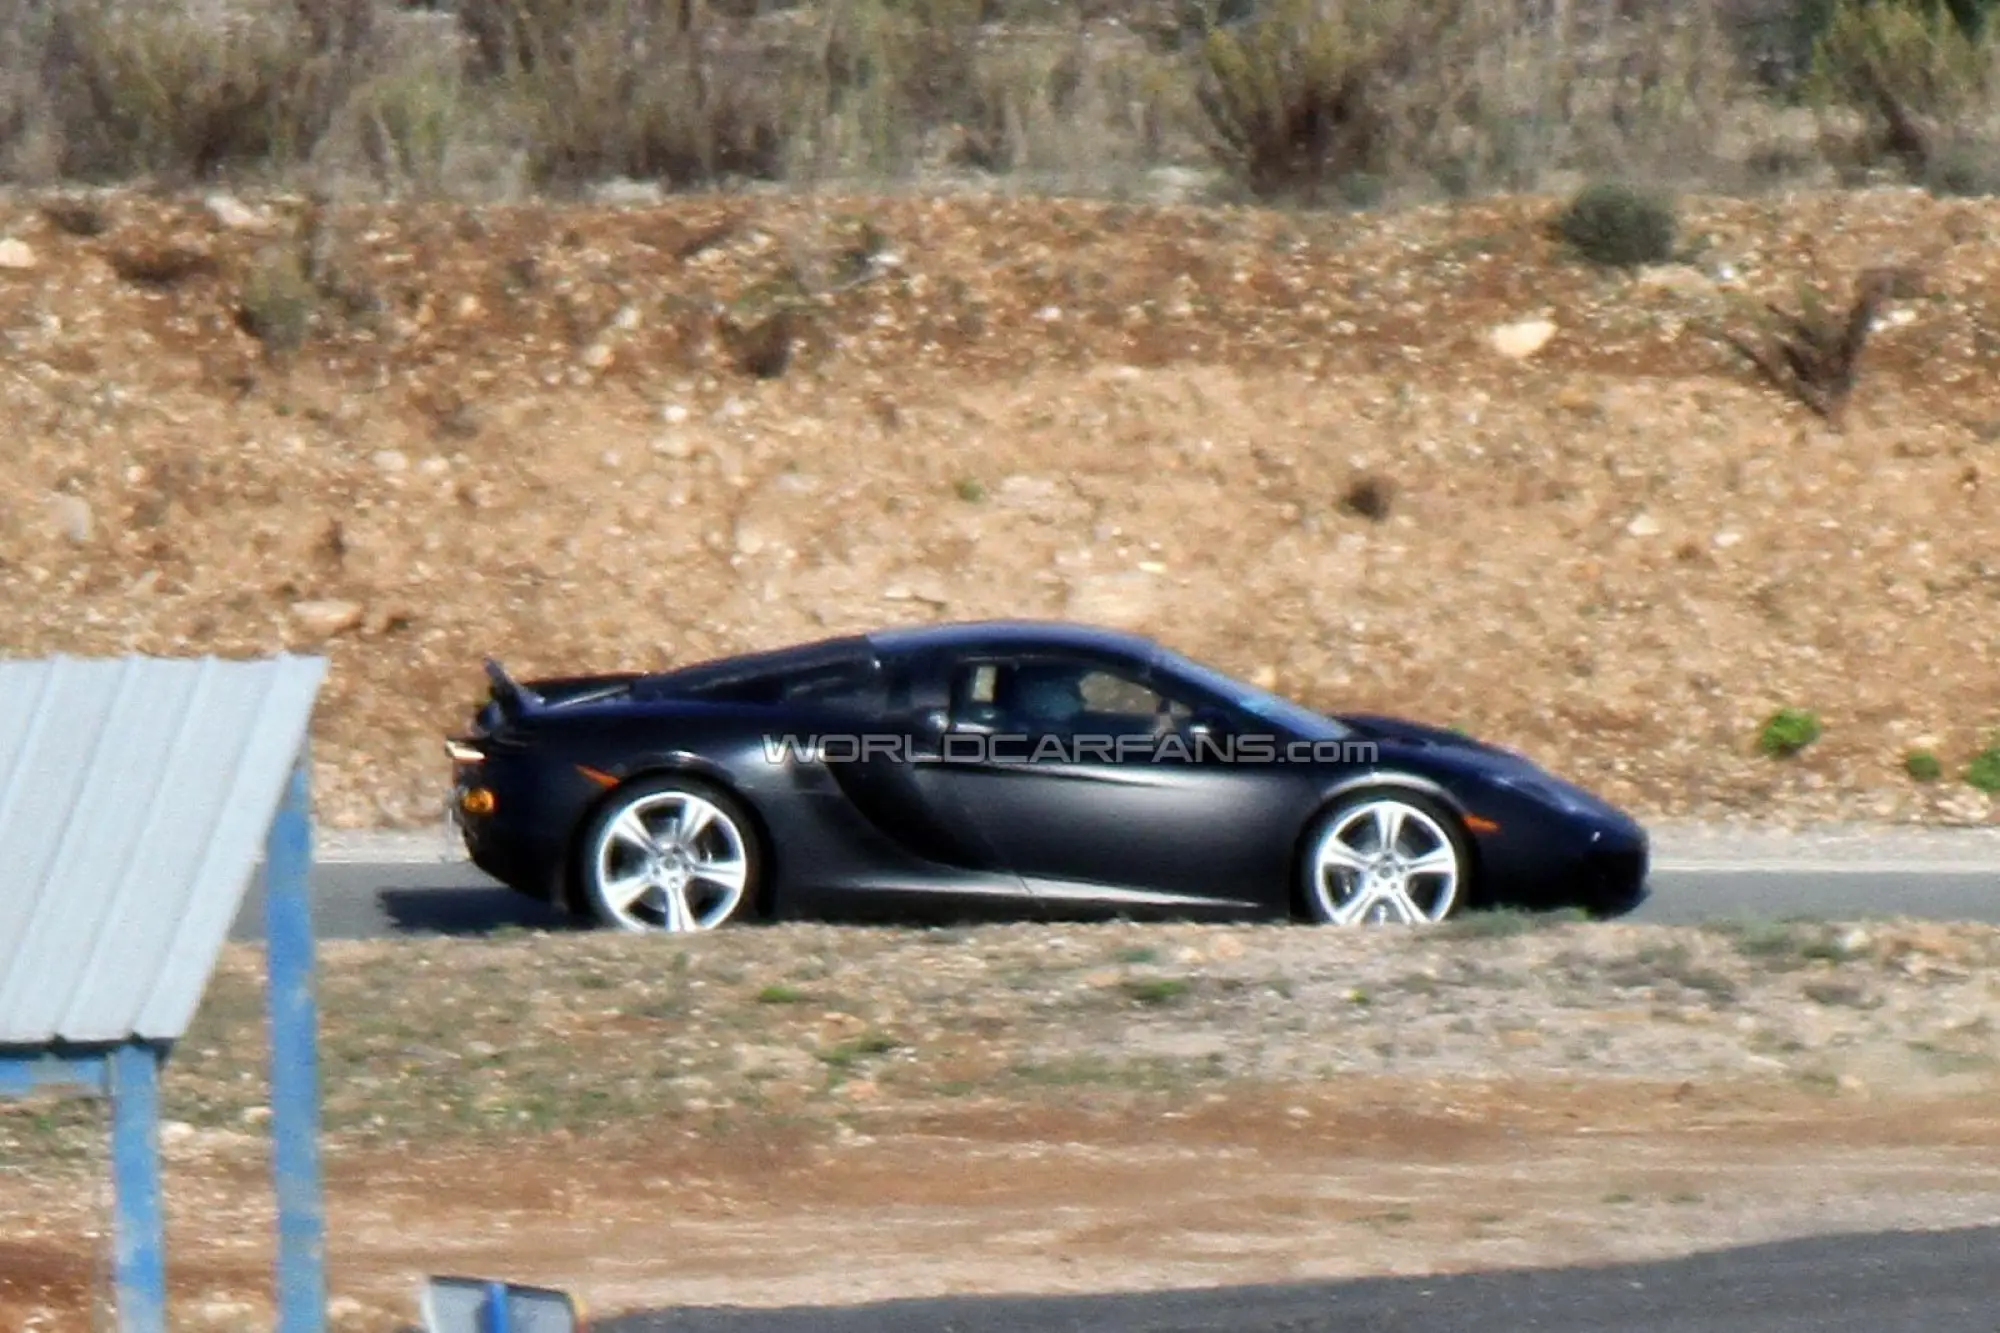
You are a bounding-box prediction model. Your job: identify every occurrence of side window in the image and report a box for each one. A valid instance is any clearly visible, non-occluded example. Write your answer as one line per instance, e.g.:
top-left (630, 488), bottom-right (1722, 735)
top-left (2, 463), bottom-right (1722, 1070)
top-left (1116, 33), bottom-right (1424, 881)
top-left (781, 661), bottom-right (884, 714)
top-left (1076, 669), bottom-right (1194, 727)
top-left (948, 662), bottom-right (1006, 729)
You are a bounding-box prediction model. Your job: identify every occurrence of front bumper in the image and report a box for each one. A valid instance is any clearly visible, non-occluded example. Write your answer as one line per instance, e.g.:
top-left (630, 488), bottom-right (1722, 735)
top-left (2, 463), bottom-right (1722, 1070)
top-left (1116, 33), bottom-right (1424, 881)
top-left (1570, 827), bottom-right (1651, 914)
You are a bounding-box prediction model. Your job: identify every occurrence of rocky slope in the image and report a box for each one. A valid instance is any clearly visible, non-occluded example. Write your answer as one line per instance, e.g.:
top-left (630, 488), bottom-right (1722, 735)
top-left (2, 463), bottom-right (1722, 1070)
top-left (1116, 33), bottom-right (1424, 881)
top-left (0, 186), bottom-right (1996, 827)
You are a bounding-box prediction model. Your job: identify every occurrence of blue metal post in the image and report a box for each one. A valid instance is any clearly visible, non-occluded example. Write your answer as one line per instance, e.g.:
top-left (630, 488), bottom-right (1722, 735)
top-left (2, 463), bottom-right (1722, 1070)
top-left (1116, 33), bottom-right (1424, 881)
top-left (110, 1040), bottom-right (168, 1333)
top-left (267, 750), bottom-right (326, 1333)
top-left (485, 1280), bottom-right (512, 1333)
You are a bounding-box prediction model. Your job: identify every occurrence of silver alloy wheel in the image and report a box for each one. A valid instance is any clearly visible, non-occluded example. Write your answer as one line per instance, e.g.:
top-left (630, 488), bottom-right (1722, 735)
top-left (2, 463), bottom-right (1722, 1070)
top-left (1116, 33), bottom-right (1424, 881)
top-left (1305, 797), bottom-right (1464, 926)
top-left (587, 788), bottom-right (751, 933)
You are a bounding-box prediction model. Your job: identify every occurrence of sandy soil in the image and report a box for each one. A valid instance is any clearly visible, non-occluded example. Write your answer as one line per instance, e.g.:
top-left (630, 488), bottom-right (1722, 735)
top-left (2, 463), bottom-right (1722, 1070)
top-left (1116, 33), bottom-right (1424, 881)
top-left (0, 188), bottom-right (1996, 829)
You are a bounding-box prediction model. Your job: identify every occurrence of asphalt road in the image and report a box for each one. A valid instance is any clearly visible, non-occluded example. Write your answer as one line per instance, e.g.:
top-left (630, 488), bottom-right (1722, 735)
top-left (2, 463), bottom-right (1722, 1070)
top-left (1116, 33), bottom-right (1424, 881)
top-left (229, 861), bottom-right (2000, 941)
top-left (594, 1225), bottom-right (2000, 1333)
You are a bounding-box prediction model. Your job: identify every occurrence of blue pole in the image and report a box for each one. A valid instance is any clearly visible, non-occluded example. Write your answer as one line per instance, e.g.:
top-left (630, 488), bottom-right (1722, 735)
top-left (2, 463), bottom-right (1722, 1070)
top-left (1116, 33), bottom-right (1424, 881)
top-left (267, 750), bottom-right (326, 1333)
top-left (110, 1041), bottom-right (167, 1333)
top-left (486, 1280), bottom-right (512, 1333)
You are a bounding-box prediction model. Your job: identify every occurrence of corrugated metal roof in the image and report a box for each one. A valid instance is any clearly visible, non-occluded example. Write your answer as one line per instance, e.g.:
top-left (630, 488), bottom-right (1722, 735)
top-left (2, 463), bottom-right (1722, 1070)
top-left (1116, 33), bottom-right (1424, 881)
top-left (0, 655), bottom-right (327, 1047)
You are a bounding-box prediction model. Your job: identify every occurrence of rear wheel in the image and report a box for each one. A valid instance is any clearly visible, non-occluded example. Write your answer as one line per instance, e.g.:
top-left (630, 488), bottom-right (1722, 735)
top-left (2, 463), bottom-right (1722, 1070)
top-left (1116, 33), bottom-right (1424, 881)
top-left (1298, 790), bottom-right (1470, 926)
top-left (576, 776), bottom-right (760, 933)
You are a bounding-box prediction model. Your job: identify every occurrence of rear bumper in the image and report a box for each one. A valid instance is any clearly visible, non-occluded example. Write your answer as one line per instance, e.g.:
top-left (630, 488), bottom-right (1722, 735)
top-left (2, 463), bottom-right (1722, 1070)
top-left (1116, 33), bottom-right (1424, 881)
top-left (452, 785), bottom-right (567, 903)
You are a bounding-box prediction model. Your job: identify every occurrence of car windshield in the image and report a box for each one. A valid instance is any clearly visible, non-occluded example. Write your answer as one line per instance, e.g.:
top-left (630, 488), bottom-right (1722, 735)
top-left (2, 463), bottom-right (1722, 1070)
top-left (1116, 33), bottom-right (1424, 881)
top-left (1153, 649), bottom-right (1349, 740)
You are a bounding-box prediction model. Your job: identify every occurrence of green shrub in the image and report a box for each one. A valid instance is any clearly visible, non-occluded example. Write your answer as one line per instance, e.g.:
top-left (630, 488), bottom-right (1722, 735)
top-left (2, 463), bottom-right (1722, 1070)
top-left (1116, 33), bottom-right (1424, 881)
top-left (1554, 182), bottom-right (1679, 268)
top-left (1966, 740), bottom-right (2000, 792)
top-left (1905, 748), bottom-right (1945, 781)
top-left (1759, 707), bottom-right (1823, 758)
top-left (236, 247), bottom-right (317, 356)
top-left (1804, 0), bottom-right (1996, 177)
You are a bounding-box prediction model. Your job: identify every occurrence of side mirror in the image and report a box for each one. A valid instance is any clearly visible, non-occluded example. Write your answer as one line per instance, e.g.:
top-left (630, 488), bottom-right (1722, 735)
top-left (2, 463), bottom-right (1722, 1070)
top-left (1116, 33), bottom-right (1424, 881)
top-left (915, 707), bottom-right (950, 740)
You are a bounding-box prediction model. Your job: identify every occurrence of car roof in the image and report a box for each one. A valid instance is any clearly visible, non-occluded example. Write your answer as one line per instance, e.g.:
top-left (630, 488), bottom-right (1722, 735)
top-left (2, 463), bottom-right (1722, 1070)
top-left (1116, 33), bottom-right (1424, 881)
top-left (865, 619), bottom-right (1165, 663)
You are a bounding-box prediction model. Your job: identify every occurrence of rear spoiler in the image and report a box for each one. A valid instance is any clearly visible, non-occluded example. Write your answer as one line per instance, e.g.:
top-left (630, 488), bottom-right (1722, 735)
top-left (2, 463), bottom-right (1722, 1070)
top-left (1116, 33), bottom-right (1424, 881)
top-left (483, 657), bottom-right (545, 719)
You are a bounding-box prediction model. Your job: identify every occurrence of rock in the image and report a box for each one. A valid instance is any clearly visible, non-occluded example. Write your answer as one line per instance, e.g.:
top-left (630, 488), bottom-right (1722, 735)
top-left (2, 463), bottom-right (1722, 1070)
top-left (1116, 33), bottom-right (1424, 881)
top-left (589, 177), bottom-right (667, 207)
top-left (1625, 512), bottom-right (1662, 538)
top-left (1065, 570), bottom-right (1159, 627)
top-left (1634, 264), bottom-right (1714, 297)
top-left (372, 449), bottom-right (409, 474)
top-left (290, 599), bottom-right (364, 639)
top-left (203, 192), bottom-right (270, 232)
top-left (160, 1120), bottom-right (196, 1146)
top-left (1488, 318), bottom-right (1556, 359)
top-left (1712, 529), bottom-right (1742, 549)
top-left (662, 403), bottom-right (690, 425)
top-left (881, 578), bottom-right (948, 607)
top-left (1248, 664), bottom-right (1279, 690)
top-left (195, 1297), bottom-right (260, 1326)
top-left (47, 493), bottom-right (91, 544)
top-left (993, 474), bottom-right (1062, 510)
top-left (0, 238), bottom-right (38, 270)
top-left (579, 341), bottom-right (615, 370)
top-left (653, 434), bottom-right (694, 460)
top-left (364, 605), bottom-right (415, 636)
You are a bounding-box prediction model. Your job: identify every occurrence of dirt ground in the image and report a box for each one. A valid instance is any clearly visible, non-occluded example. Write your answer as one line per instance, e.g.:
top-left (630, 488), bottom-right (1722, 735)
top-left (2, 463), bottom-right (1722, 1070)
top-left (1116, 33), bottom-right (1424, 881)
top-left (0, 188), bottom-right (1997, 829)
top-left (8, 917), bottom-right (2000, 1330)
top-left (10, 1077), bottom-right (2000, 1331)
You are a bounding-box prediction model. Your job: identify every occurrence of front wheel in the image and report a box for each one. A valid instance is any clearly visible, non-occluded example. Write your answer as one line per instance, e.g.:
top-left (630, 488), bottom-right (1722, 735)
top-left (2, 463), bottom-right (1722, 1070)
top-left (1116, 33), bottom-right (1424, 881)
top-left (1298, 790), bottom-right (1470, 926)
top-left (576, 776), bottom-right (761, 933)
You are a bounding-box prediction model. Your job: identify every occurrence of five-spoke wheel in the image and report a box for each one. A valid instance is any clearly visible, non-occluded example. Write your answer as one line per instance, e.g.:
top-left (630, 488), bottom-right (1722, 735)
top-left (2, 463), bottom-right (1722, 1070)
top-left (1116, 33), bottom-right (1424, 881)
top-left (1300, 791), bottom-right (1469, 926)
top-left (578, 777), bottom-right (759, 932)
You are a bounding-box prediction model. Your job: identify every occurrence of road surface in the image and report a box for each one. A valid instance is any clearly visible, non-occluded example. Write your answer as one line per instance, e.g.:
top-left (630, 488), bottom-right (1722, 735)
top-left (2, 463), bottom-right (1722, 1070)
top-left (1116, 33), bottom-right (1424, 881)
top-left (234, 822), bottom-right (2000, 941)
top-left (594, 1224), bottom-right (2000, 1333)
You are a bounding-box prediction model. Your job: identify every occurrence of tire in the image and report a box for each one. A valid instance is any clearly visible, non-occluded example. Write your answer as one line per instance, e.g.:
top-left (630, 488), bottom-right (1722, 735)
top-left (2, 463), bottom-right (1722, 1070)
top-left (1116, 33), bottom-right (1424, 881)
top-left (574, 775), bottom-right (761, 933)
top-left (1297, 788), bottom-right (1471, 926)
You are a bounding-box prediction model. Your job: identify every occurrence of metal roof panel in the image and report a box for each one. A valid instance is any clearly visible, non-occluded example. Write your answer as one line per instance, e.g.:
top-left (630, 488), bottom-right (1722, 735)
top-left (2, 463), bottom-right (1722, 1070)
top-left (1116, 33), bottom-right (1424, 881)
top-left (0, 655), bottom-right (327, 1046)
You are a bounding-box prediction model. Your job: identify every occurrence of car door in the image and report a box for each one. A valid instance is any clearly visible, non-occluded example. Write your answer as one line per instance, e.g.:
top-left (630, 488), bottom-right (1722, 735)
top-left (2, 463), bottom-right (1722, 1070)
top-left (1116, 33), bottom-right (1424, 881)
top-left (814, 650), bottom-right (1018, 881)
top-left (921, 652), bottom-right (1295, 911)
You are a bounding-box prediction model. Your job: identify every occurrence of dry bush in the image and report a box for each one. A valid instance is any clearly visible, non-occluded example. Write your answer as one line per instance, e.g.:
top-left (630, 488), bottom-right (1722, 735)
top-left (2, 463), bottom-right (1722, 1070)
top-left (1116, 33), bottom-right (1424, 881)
top-left (1193, 0), bottom-right (1755, 205)
top-left (1720, 266), bottom-right (1918, 425)
top-left (36, 0), bottom-right (381, 182)
top-left (1192, 0), bottom-right (1467, 203)
top-left (475, 0), bottom-right (787, 188)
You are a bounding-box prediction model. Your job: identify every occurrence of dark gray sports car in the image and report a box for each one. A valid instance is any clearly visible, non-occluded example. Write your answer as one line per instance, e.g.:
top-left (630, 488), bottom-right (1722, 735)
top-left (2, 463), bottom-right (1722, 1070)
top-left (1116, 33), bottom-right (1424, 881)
top-left (445, 620), bottom-right (1650, 932)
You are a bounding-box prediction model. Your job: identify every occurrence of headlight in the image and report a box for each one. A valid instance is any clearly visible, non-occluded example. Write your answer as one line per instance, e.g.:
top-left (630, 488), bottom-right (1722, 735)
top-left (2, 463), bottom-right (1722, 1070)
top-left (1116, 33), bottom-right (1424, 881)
top-left (1494, 770), bottom-right (1601, 817)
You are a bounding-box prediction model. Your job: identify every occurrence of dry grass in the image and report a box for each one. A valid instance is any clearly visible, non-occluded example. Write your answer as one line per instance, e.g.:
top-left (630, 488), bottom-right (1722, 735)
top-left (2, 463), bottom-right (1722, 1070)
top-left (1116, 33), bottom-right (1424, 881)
top-left (0, 0), bottom-right (1993, 202)
top-left (4, 916), bottom-right (1998, 1167)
